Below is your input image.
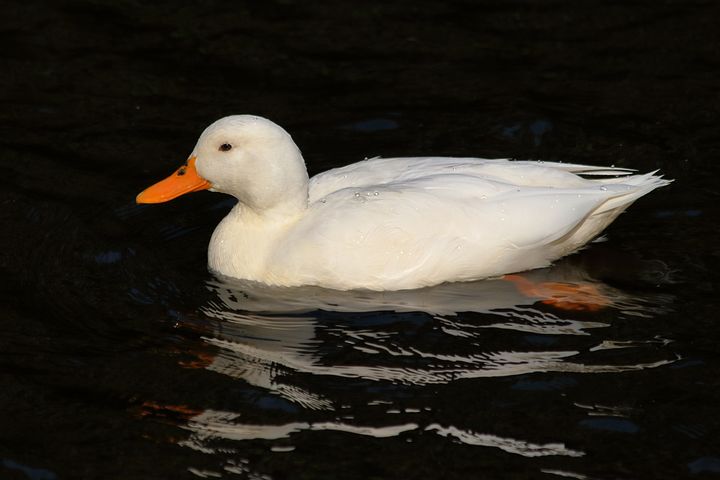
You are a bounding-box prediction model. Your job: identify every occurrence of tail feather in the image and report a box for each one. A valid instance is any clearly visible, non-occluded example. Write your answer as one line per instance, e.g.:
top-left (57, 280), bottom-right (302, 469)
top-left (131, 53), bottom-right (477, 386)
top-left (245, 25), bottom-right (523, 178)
top-left (594, 172), bottom-right (671, 214)
top-left (552, 170), bottom-right (671, 255)
top-left (513, 160), bottom-right (637, 176)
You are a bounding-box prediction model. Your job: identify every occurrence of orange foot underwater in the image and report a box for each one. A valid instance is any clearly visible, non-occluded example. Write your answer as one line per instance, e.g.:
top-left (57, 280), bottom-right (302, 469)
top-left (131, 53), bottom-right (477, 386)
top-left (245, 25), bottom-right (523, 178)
top-left (503, 274), bottom-right (611, 312)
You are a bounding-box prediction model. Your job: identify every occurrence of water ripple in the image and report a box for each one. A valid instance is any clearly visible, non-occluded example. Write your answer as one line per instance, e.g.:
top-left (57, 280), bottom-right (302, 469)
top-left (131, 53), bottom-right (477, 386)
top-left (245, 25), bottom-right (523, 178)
top-left (159, 250), bottom-right (680, 475)
top-left (426, 424), bottom-right (584, 457)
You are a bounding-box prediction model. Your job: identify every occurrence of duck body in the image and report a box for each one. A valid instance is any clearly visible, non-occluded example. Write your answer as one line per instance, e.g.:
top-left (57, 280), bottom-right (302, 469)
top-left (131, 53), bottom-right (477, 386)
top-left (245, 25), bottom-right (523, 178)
top-left (137, 115), bottom-right (670, 291)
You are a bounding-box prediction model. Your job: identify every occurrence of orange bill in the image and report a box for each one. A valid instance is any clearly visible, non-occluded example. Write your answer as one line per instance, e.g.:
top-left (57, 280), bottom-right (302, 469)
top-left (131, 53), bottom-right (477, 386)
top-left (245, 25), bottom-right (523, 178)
top-left (136, 156), bottom-right (211, 204)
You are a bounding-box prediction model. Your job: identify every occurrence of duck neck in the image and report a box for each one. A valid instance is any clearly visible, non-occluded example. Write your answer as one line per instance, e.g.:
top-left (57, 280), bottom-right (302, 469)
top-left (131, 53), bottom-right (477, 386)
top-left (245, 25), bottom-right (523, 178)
top-left (243, 194), bottom-right (308, 223)
top-left (208, 199), bottom-right (304, 280)
top-left (236, 179), bottom-right (308, 221)
top-left (227, 145), bottom-right (310, 220)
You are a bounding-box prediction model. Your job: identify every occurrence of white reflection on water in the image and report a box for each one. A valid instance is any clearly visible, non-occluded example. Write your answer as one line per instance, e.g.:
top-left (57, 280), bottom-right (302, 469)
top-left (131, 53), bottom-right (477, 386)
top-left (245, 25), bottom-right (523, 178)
top-left (180, 410), bottom-right (584, 459)
top-left (205, 258), bottom-right (670, 317)
top-left (172, 255), bottom-right (676, 463)
top-left (180, 408), bottom-right (417, 452)
top-left (541, 469), bottom-right (591, 479)
top-left (436, 309), bottom-right (608, 336)
top-left (196, 257), bottom-right (675, 408)
top-left (203, 332), bottom-right (675, 387)
top-left (426, 424), bottom-right (584, 457)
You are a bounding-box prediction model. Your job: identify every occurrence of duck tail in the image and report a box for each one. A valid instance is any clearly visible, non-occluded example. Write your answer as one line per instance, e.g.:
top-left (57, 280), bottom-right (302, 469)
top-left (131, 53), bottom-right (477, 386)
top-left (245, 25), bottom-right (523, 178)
top-left (593, 170), bottom-right (672, 215)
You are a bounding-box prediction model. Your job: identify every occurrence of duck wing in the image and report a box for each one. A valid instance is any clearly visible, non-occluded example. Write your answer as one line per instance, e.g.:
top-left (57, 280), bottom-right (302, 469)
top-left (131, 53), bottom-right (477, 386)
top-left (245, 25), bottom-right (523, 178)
top-left (308, 157), bottom-right (638, 202)
top-left (273, 161), bottom-right (668, 290)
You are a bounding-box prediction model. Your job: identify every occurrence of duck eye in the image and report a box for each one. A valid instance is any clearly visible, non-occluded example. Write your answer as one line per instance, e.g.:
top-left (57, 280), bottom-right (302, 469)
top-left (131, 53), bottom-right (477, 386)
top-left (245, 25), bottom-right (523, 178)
top-left (219, 143), bottom-right (233, 152)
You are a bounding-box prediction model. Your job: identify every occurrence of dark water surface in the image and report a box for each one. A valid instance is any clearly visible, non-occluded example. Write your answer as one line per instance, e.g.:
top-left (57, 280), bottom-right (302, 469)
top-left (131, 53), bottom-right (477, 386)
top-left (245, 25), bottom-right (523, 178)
top-left (2, 1), bottom-right (720, 479)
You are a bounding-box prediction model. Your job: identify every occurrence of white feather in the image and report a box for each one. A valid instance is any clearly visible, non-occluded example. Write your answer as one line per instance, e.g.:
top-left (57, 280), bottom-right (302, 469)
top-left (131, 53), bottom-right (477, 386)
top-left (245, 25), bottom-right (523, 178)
top-left (183, 116), bottom-right (670, 291)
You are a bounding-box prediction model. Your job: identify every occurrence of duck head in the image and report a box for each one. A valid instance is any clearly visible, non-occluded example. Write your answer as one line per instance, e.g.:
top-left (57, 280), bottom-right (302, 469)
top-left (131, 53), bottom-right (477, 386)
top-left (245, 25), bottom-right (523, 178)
top-left (137, 115), bottom-right (309, 214)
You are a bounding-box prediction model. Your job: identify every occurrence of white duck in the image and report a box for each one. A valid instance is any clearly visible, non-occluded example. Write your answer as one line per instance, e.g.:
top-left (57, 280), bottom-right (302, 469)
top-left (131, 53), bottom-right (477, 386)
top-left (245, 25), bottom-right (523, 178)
top-left (137, 115), bottom-right (669, 291)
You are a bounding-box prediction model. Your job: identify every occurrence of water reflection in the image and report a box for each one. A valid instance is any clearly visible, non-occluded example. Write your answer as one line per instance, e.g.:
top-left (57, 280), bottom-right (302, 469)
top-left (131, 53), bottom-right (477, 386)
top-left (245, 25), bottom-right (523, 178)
top-left (161, 250), bottom-right (677, 463)
top-left (204, 251), bottom-right (672, 318)
top-left (426, 424), bottom-right (584, 458)
top-left (180, 413), bottom-right (586, 459)
top-left (198, 255), bottom-right (675, 390)
top-left (181, 410), bottom-right (417, 449)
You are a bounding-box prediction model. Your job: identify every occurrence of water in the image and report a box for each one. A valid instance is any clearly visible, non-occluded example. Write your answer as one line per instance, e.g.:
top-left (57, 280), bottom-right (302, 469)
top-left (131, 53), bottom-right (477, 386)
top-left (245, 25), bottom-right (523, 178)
top-left (2, 1), bottom-right (720, 479)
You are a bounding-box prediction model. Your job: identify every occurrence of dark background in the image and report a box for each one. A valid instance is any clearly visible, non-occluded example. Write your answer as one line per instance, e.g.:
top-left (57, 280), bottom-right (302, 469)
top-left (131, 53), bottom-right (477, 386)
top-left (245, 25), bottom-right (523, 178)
top-left (1, 1), bottom-right (719, 479)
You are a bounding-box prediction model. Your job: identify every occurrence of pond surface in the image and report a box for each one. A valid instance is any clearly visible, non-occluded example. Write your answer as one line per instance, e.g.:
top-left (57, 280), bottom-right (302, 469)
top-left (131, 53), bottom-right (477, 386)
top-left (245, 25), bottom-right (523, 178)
top-left (1, 1), bottom-right (719, 479)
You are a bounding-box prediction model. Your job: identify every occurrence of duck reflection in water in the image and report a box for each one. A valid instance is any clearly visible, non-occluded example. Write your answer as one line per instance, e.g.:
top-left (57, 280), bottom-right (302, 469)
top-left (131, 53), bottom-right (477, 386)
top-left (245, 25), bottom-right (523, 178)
top-left (141, 248), bottom-right (675, 460)
top-left (140, 249), bottom-right (674, 453)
